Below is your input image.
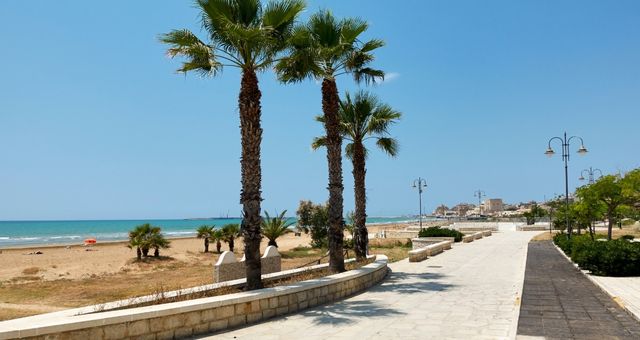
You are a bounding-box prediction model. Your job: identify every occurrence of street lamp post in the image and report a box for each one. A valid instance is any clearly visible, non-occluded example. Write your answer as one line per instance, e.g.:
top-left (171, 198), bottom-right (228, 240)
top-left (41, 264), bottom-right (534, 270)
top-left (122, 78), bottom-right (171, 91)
top-left (579, 167), bottom-right (603, 184)
top-left (545, 132), bottom-right (588, 239)
top-left (412, 178), bottom-right (427, 229)
top-left (474, 190), bottom-right (486, 217)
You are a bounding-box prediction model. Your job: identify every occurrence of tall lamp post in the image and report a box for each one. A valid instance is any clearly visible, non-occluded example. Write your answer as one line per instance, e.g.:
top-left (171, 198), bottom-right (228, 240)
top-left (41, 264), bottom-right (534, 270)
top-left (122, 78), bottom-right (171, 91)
top-left (474, 190), bottom-right (486, 216)
top-left (545, 132), bottom-right (588, 239)
top-left (412, 178), bottom-right (427, 229)
top-left (579, 167), bottom-right (602, 184)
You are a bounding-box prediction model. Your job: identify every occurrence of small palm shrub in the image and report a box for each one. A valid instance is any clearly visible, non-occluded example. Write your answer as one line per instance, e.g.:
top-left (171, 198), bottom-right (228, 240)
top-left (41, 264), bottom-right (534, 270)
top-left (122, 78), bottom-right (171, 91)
top-left (261, 210), bottom-right (293, 248)
top-left (418, 226), bottom-right (464, 242)
top-left (221, 224), bottom-right (240, 252)
top-left (128, 224), bottom-right (171, 259)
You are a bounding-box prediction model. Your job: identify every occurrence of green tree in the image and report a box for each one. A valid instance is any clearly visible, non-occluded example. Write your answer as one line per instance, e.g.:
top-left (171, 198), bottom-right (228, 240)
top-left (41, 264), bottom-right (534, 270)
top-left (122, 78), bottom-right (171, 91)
top-left (196, 225), bottom-right (215, 253)
top-left (588, 175), bottom-right (634, 240)
top-left (313, 91), bottom-right (400, 261)
top-left (522, 203), bottom-right (547, 225)
top-left (261, 210), bottom-right (293, 247)
top-left (221, 223), bottom-right (241, 252)
top-left (161, 0), bottom-right (305, 290)
top-left (276, 11), bottom-right (384, 273)
top-left (296, 200), bottom-right (329, 248)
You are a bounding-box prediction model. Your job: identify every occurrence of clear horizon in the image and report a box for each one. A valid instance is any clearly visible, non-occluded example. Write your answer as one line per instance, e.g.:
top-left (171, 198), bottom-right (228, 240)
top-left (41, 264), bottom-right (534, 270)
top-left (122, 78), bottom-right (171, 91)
top-left (1, 0), bottom-right (639, 220)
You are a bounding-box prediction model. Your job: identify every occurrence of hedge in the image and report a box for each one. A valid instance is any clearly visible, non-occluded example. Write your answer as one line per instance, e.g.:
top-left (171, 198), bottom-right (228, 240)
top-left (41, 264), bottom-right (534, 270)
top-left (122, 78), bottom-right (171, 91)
top-left (418, 226), bottom-right (464, 242)
top-left (553, 234), bottom-right (640, 276)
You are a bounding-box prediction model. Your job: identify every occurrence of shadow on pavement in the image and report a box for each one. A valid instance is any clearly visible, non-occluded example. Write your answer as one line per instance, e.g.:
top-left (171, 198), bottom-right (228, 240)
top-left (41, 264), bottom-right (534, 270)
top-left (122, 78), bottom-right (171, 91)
top-left (300, 299), bottom-right (405, 326)
top-left (377, 271), bottom-right (455, 294)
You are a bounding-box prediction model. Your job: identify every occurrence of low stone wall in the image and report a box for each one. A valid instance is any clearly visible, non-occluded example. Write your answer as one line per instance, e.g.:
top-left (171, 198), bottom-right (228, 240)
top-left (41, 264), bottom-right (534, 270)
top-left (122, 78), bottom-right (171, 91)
top-left (462, 231), bottom-right (491, 243)
top-left (0, 256), bottom-right (388, 340)
top-left (411, 237), bottom-right (455, 250)
top-left (473, 231), bottom-right (483, 240)
top-left (482, 230), bottom-right (492, 237)
top-left (382, 230), bottom-right (419, 239)
top-left (408, 240), bottom-right (453, 262)
top-left (517, 225), bottom-right (548, 231)
top-left (214, 246), bottom-right (281, 283)
top-left (462, 234), bottom-right (474, 243)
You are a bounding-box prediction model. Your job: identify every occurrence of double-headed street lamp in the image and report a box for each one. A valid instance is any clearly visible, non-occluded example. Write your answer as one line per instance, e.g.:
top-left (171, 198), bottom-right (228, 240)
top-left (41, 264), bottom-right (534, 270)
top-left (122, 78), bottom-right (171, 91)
top-left (579, 167), bottom-right (603, 184)
top-left (474, 190), bottom-right (486, 216)
top-left (545, 132), bottom-right (588, 239)
top-left (412, 178), bottom-right (427, 229)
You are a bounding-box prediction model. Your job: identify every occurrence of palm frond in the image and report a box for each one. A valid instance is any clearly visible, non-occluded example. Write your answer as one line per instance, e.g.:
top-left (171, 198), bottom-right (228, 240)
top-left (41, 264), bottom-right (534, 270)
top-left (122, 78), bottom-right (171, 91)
top-left (311, 136), bottom-right (327, 150)
top-left (160, 29), bottom-right (222, 76)
top-left (376, 137), bottom-right (399, 157)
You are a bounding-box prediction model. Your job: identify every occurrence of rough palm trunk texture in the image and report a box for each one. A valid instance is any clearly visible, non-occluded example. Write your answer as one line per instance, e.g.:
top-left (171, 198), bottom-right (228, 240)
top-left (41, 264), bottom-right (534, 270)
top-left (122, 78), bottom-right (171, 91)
top-left (239, 69), bottom-right (263, 290)
top-left (204, 238), bottom-right (209, 253)
top-left (352, 141), bottom-right (368, 261)
top-left (322, 78), bottom-right (345, 273)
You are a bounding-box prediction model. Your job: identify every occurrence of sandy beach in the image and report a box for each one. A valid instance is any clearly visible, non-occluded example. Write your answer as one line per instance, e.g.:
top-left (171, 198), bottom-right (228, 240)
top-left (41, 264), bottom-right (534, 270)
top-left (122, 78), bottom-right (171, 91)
top-left (0, 222), bottom-right (413, 283)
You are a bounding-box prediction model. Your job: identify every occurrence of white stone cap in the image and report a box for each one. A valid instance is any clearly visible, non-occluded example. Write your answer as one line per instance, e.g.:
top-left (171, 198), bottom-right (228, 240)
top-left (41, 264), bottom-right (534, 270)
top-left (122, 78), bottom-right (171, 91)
top-left (215, 251), bottom-right (238, 266)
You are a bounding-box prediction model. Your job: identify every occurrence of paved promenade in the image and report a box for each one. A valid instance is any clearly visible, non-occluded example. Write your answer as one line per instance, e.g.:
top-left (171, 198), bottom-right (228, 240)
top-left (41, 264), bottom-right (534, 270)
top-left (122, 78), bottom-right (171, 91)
top-left (516, 241), bottom-right (640, 339)
top-left (198, 231), bottom-right (540, 339)
top-left (590, 274), bottom-right (640, 322)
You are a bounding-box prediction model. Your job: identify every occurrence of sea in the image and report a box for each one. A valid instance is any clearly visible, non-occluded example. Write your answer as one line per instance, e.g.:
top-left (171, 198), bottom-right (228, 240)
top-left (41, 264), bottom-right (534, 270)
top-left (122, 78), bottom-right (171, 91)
top-left (0, 216), bottom-right (419, 248)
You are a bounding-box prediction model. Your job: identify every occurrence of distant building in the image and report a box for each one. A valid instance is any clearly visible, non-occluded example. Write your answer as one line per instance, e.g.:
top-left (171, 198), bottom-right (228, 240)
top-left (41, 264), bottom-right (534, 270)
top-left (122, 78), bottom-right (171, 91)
top-left (483, 199), bottom-right (504, 214)
top-left (452, 203), bottom-right (475, 217)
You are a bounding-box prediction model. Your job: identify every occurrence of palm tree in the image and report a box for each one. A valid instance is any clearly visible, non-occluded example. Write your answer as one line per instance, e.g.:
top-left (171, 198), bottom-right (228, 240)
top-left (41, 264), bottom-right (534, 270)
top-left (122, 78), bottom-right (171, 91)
top-left (221, 223), bottom-right (241, 252)
top-left (261, 210), bottom-right (293, 247)
top-left (212, 229), bottom-right (224, 253)
top-left (128, 223), bottom-right (153, 259)
top-left (314, 91), bottom-right (400, 261)
top-left (160, 0), bottom-right (305, 290)
top-left (148, 229), bottom-right (171, 257)
top-left (196, 225), bottom-right (215, 253)
top-left (276, 11), bottom-right (384, 273)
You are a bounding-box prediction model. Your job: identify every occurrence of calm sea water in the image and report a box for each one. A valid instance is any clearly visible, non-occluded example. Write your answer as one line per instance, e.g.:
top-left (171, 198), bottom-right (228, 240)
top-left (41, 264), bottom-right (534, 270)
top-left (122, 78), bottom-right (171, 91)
top-left (0, 216), bottom-right (418, 247)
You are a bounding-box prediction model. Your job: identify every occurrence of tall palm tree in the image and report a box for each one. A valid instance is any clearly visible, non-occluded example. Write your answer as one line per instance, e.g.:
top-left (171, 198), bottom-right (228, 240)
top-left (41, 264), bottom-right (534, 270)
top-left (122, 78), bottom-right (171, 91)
top-left (261, 210), bottom-right (293, 247)
top-left (314, 91), bottom-right (400, 261)
top-left (196, 225), bottom-right (215, 253)
top-left (276, 11), bottom-right (384, 273)
top-left (221, 223), bottom-right (241, 252)
top-left (161, 0), bottom-right (305, 290)
top-left (148, 229), bottom-right (171, 257)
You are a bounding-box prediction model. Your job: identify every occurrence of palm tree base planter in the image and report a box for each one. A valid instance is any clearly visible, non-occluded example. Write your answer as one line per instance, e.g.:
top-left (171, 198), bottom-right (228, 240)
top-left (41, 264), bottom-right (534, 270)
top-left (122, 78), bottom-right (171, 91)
top-left (0, 256), bottom-right (386, 340)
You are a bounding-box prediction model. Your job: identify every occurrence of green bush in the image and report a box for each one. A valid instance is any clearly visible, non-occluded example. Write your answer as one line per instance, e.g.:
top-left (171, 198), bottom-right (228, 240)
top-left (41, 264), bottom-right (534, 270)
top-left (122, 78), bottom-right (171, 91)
top-left (418, 226), bottom-right (464, 242)
top-left (553, 234), bottom-right (640, 276)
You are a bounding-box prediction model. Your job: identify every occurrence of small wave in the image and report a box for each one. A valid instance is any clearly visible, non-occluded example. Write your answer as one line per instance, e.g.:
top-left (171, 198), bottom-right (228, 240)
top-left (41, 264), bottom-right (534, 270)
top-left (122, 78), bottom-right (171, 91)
top-left (0, 237), bottom-right (9, 240)
top-left (49, 235), bottom-right (82, 240)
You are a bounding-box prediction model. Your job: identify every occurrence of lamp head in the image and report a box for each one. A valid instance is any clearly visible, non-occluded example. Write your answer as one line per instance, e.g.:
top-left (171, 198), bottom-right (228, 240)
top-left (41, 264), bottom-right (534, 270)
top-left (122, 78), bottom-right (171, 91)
top-left (578, 175), bottom-right (585, 181)
top-left (577, 145), bottom-right (588, 155)
top-left (544, 147), bottom-right (555, 158)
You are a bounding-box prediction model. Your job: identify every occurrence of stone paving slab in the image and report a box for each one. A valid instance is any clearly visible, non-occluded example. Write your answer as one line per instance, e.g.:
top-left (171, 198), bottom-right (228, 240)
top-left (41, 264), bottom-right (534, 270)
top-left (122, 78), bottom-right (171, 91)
top-left (195, 231), bottom-right (540, 340)
top-left (516, 241), bottom-right (640, 339)
top-left (589, 275), bottom-right (640, 322)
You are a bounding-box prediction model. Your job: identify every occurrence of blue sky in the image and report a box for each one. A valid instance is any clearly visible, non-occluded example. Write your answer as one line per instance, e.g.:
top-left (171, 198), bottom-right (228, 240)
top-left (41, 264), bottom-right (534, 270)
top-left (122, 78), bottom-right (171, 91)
top-left (1, 1), bottom-right (639, 220)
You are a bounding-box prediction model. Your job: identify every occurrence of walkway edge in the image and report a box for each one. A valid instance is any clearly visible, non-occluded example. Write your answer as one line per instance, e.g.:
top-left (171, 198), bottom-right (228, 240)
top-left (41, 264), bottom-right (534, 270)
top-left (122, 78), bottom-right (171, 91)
top-left (550, 241), bottom-right (640, 323)
top-left (510, 234), bottom-right (534, 340)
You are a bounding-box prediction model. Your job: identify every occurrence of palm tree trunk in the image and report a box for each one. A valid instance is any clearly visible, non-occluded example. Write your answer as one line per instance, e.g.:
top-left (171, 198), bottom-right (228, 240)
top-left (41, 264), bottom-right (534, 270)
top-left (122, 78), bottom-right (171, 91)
top-left (239, 68), bottom-right (263, 290)
top-left (322, 78), bottom-right (345, 273)
top-left (136, 247), bottom-right (142, 260)
top-left (216, 240), bottom-right (222, 253)
top-left (204, 238), bottom-right (209, 253)
top-left (352, 141), bottom-right (368, 262)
